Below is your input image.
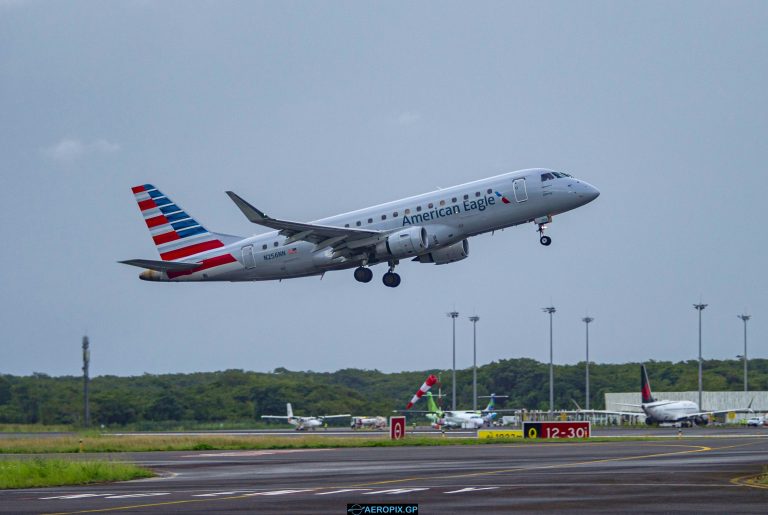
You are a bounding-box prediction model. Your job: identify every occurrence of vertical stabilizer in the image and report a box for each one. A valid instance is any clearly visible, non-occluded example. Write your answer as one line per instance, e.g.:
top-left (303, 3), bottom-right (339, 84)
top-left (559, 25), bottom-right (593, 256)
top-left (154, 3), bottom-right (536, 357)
top-left (131, 184), bottom-right (226, 261)
top-left (641, 365), bottom-right (655, 404)
top-left (287, 403), bottom-right (294, 419)
top-left (426, 392), bottom-right (440, 413)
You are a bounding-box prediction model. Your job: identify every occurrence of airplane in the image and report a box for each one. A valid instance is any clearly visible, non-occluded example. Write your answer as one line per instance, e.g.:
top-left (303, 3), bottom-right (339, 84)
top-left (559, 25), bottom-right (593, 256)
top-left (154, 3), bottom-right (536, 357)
top-left (410, 391), bottom-right (489, 429)
top-left (351, 416), bottom-right (387, 430)
top-left (261, 403), bottom-right (350, 431)
top-left (121, 169), bottom-right (599, 287)
top-left (617, 365), bottom-right (752, 427)
top-left (477, 393), bottom-right (511, 425)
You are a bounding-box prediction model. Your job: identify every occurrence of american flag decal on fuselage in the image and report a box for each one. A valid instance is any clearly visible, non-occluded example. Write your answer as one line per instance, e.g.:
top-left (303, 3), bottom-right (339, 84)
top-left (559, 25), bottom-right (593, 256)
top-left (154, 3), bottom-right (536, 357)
top-left (131, 184), bottom-right (236, 278)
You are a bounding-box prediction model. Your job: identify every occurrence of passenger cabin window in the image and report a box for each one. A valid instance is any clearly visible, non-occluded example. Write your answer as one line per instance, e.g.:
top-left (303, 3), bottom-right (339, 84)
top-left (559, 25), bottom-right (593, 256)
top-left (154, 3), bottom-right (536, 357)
top-left (416, 206), bottom-right (422, 212)
top-left (356, 221), bottom-right (361, 226)
top-left (404, 209), bottom-right (411, 215)
top-left (475, 191), bottom-right (481, 197)
top-left (262, 244), bottom-right (267, 250)
top-left (393, 212), bottom-right (398, 217)
top-left (439, 200), bottom-right (445, 206)
top-left (487, 188), bottom-right (492, 194)
top-left (541, 172), bottom-right (555, 182)
top-left (368, 218), bottom-right (373, 223)
top-left (451, 197), bottom-right (457, 203)
top-left (381, 214), bottom-right (387, 220)
top-left (345, 224), bottom-right (349, 227)
top-left (274, 242), bottom-right (278, 247)
top-left (428, 203), bottom-right (434, 209)
top-left (463, 194), bottom-right (469, 200)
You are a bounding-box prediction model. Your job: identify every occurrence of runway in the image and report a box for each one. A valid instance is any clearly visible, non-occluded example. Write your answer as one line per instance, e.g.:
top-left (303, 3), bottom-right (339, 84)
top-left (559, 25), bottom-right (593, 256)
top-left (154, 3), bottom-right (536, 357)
top-left (2, 434), bottom-right (768, 513)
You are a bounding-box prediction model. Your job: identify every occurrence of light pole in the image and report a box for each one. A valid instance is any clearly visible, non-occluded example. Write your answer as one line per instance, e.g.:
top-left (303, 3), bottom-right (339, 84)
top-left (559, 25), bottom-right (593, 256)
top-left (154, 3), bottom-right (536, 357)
top-left (693, 303), bottom-right (707, 409)
top-left (582, 316), bottom-right (594, 410)
top-left (738, 314), bottom-right (751, 392)
top-left (469, 315), bottom-right (480, 411)
top-left (448, 311), bottom-right (459, 411)
top-left (543, 307), bottom-right (556, 415)
top-left (82, 336), bottom-right (90, 428)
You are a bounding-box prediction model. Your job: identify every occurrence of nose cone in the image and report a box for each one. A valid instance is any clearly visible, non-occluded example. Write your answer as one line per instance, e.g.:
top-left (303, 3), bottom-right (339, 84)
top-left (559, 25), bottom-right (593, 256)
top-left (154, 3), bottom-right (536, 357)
top-left (579, 181), bottom-right (600, 203)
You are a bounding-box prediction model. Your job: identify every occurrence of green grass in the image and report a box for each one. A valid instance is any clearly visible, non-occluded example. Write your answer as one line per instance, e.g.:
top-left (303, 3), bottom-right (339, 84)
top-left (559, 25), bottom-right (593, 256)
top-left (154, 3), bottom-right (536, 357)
top-left (0, 424), bottom-right (75, 433)
top-left (0, 458), bottom-right (154, 489)
top-left (0, 433), bottom-right (665, 454)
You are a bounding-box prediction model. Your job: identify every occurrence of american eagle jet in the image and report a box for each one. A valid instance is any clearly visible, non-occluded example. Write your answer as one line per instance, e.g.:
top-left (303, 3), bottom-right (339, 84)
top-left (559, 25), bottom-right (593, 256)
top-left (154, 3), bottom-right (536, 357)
top-left (121, 169), bottom-right (599, 287)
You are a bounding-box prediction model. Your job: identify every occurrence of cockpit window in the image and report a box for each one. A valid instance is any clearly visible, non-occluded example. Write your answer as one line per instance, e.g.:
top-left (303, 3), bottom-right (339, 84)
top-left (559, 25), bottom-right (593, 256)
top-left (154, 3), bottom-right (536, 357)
top-left (541, 172), bottom-right (555, 182)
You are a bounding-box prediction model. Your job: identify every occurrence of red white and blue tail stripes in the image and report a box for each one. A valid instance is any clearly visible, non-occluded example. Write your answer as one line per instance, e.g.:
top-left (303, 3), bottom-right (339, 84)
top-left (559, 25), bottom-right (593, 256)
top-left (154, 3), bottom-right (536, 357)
top-left (131, 184), bottom-right (238, 278)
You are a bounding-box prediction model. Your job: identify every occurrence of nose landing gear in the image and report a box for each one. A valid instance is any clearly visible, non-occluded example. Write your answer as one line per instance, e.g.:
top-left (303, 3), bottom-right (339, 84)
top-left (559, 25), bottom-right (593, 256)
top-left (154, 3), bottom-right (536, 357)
top-left (538, 225), bottom-right (552, 246)
top-left (535, 216), bottom-right (553, 246)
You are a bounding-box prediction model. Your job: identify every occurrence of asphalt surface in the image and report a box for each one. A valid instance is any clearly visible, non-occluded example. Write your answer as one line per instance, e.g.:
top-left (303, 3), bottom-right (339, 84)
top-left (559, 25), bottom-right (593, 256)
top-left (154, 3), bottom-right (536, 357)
top-left (2, 431), bottom-right (768, 514)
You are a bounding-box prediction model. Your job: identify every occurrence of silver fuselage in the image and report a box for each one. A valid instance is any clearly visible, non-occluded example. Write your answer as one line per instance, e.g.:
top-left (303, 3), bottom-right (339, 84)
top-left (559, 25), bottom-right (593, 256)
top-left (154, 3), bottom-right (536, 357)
top-left (150, 168), bottom-right (598, 281)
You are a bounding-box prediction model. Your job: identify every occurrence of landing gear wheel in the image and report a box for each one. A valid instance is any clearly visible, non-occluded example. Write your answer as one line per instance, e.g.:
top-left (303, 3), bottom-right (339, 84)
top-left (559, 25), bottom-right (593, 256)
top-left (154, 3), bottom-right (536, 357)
top-left (353, 267), bottom-right (373, 283)
top-left (540, 235), bottom-right (552, 246)
top-left (382, 272), bottom-right (401, 288)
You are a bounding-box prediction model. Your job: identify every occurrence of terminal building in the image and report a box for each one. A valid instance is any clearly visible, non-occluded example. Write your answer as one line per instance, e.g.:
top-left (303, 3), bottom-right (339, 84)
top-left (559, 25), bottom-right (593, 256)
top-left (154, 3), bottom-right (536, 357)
top-left (605, 391), bottom-right (768, 423)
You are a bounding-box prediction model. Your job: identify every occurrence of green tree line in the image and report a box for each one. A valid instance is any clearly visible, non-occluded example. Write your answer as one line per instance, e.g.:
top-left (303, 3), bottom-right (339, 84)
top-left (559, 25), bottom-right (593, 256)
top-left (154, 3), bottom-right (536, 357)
top-left (0, 359), bottom-right (766, 427)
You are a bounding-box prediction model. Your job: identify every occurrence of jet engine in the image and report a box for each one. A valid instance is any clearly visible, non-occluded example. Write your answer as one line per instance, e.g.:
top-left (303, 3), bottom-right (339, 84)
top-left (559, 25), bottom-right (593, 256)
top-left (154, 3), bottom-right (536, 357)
top-left (375, 226), bottom-right (428, 259)
top-left (416, 239), bottom-right (469, 265)
top-left (694, 415), bottom-right (709, 426)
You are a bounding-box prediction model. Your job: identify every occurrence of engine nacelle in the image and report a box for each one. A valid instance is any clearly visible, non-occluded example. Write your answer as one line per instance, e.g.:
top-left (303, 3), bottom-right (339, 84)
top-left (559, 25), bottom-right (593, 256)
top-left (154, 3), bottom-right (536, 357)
top-left (694, 416), bottom-right (709, 426)
top-left (416, 239), bottom-right (469, 265)
top-left (376, 226), bottom-right (428, 259)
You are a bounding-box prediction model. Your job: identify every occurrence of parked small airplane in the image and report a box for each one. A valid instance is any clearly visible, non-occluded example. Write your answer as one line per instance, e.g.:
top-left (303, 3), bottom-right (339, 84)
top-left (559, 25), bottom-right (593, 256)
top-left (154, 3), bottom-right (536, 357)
top-left (122, 169), bottom-right (599, 287)
top-left (261, 403), bottom-right (350, 431)
top-left (618, 365), bottom-right (752, 427)
top-left (351, 416), bottom-right (387, 430)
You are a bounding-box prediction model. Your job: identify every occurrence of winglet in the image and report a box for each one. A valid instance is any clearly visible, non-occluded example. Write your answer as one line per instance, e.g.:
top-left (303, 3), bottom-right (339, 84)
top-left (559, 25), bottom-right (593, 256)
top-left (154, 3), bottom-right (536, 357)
top-left (226, 191), bottom-right (270, 223)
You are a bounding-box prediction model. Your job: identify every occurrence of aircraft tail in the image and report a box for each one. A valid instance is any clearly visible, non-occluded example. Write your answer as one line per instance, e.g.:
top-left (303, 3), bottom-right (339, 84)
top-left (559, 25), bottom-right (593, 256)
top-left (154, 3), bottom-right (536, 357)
top-left (484, 394), bottom-right (496, 412)
top-left (426, 392), bottom-right (440, 413)
top-left (130, 184), bottom-right (240, 262)
top-left (641, 365), bottom-right (655, 404)
top-left (287, 403), bottom-right (294, 419)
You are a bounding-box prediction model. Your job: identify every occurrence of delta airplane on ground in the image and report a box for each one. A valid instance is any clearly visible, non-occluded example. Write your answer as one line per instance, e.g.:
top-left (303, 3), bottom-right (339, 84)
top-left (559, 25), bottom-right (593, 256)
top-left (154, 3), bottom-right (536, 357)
top-left (261, 403), bottom-right (350, 431)
top-left (121, 169), bottom-right (599, 287)
top-left (618, 365), bottom-right (752, 427)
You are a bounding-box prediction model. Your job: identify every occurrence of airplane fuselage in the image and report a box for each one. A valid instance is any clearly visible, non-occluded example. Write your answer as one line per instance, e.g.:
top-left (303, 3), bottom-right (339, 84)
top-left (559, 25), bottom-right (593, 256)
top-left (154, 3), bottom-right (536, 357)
top-left (137, 168), bottom-right (598, 283)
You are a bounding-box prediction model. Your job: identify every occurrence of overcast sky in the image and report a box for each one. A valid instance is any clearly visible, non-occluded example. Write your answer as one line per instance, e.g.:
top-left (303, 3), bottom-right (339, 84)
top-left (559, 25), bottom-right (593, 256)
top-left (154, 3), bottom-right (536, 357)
top-left (1, 1), bottom-right (766, 378)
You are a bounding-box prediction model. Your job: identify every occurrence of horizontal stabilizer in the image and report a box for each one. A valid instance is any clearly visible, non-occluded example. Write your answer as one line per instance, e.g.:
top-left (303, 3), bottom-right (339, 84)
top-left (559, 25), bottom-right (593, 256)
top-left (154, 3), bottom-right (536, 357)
top-left (119, 259), bottom-right (202, 272)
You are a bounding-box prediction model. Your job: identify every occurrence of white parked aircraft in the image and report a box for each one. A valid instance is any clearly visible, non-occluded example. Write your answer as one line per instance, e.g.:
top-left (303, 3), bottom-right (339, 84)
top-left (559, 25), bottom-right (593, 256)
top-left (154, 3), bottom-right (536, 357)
top-left (121, 169), bottom-right (599, 287)
top-left (619, 365), bottom-right (751, 427)
top-left (261, 403), bottom-right (350, 431)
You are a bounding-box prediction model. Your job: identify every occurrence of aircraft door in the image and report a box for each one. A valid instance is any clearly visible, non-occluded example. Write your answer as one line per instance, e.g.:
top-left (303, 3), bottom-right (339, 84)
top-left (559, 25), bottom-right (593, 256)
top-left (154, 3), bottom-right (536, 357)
top-left (513, 178), bottom-right (528, 202)
top-left (241, 245), bottom-right (256, 269)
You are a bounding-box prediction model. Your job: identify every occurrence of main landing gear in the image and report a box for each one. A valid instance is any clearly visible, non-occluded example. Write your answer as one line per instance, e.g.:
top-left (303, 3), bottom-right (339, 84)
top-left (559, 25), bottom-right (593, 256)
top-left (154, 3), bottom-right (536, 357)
top-left (382, 260), bottom-right (401, 288)
top-left (353, 266), bottom-right (373, 283)
top-left (354, 260), bottom-right (402, 287)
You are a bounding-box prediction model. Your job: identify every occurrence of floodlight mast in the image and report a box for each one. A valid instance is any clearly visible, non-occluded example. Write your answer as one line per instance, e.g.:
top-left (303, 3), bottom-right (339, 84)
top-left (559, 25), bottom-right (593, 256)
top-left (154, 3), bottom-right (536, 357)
top-left (82, 336), bottom-right (90, 428)
top-left (693, 303), bottom-right (707, 409)
top-left (469, 315), bottom-right (480, 411)
top-left (582, 316), bottom-right (594, 410)
top-left (738, 314), bottom-right (751, 392)
top-left (447, 311), bottom-right (459, 411)
top-left (542, 307), bottom-right (556, 415)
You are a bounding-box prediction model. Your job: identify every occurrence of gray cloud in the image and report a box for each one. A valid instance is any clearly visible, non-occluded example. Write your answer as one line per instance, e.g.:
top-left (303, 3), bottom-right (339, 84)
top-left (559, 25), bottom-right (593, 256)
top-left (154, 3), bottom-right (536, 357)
top-left (42, 138), bottom-right (120, 162)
